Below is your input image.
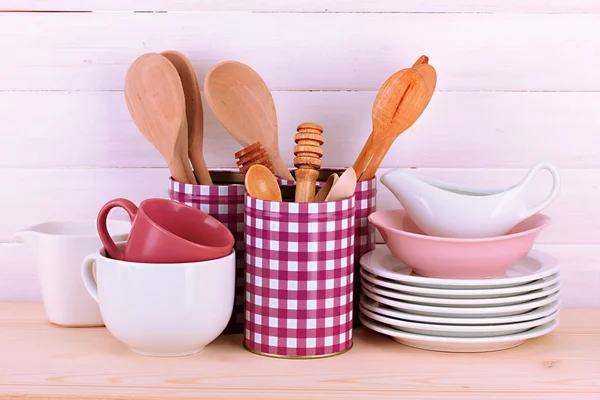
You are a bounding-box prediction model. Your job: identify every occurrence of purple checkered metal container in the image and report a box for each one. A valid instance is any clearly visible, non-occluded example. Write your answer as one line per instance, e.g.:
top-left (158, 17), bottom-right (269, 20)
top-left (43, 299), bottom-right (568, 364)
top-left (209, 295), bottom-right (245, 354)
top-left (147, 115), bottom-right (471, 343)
top-left (244, 193), bottom-right (356, 358)
top-left (168, 170), bottom-right (246, 334)
top-left (278, 169), bottom-right (377, 327)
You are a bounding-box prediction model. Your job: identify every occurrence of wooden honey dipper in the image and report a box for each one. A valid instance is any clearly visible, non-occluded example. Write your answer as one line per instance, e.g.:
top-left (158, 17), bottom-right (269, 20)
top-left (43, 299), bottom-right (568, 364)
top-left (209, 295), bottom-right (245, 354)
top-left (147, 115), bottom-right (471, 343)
top-left (235, 142), bottom-right (274, 174)
top-left (293, 122), bottom-right (324, 202)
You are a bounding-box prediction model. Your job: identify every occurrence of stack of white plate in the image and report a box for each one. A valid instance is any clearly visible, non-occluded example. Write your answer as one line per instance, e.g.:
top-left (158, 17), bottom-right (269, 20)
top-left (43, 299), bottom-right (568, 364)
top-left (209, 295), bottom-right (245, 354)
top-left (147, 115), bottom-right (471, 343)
top-left (358, 247), bottom-right (561, 352)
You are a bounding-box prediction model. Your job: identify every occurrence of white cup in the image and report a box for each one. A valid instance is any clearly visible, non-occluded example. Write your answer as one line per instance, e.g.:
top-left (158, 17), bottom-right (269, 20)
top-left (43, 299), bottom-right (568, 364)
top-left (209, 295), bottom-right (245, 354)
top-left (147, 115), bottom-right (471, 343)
top-left (81, 242), bottom-right (235, 357)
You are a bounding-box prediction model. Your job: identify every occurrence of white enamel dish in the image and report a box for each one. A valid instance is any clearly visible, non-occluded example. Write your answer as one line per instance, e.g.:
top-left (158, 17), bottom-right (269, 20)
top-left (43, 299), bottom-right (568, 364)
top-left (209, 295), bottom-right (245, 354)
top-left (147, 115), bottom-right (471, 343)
top-left (359, 305), bottom-right (559, 338)
top-left (362, 285), bottom-right (561, 317)
top-left (360, 314), bottom-right (560, 353)
top-left (360, 247), bottom-right (559, 289)
top-left (360, 268), bottom-right (560, 299)
top-left (360, 295), bottom-right (561, 325)
top-left (360, 278), bottom-right (561, 306)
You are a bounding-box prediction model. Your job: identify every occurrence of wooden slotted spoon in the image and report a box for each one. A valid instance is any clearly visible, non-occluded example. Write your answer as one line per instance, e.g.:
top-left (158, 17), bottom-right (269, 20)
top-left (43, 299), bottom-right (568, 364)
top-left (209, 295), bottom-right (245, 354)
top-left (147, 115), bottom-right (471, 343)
top-left (353, 56), bottom-right (436, 181)
top-left (204, 61), bottom-right (295, 181)
top-left (124, 53), bottom-right (197, 184)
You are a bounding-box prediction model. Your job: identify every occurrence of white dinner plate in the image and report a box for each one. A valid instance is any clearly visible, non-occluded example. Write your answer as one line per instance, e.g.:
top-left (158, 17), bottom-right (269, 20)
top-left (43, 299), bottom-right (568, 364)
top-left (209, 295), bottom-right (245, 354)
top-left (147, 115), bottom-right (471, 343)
top-left (360, 247), bottom-right (559, 289)
top-left (362, 285), bottom-right (561, 317)
top-left (360, 278), bottom-right (561, 306)
top-left (360, 314), bottom-right (559, 353)
top-left (359, 304), bottom-right (559, 338)
top-left (360, 268), bottom-right (560, 299)
top-left (360, 295), bottom-right (561, 325)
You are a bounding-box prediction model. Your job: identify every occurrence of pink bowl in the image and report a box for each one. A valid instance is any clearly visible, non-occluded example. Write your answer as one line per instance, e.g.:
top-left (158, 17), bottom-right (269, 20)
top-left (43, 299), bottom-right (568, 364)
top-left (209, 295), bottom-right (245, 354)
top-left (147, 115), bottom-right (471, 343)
top-left (368, 209), bottom-right (551, 279)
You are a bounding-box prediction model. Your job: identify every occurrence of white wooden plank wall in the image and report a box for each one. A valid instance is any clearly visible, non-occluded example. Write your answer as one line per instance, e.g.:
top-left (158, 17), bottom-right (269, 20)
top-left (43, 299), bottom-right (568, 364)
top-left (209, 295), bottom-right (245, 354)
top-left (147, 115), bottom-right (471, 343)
top-left (0, 1), bottom-right (599, 308)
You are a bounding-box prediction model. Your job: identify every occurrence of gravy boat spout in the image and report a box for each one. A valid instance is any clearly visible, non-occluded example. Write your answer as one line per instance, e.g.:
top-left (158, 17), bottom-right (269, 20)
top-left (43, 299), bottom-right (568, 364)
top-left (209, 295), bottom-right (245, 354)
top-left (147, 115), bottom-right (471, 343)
top-left (380, 161), bottom-right (560, 238)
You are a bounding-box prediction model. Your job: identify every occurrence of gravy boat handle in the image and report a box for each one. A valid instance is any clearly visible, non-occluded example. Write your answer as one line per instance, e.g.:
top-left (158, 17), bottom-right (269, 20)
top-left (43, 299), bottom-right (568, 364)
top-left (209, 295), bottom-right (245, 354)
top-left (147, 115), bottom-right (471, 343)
top-left (519, 161), bottom-right (561, 219)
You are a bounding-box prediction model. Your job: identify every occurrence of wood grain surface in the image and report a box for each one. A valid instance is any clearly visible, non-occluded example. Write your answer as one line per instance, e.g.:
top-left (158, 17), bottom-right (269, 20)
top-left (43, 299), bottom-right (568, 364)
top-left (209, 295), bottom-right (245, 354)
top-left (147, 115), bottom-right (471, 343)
top-left (0, 303), bottom-right (598, 399)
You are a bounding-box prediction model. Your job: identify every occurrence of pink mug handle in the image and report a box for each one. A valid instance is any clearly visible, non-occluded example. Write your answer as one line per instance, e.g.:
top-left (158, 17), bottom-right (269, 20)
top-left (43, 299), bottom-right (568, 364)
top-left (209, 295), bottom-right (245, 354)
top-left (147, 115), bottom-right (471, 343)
top-left (97, 198), bottom-right (138, 260)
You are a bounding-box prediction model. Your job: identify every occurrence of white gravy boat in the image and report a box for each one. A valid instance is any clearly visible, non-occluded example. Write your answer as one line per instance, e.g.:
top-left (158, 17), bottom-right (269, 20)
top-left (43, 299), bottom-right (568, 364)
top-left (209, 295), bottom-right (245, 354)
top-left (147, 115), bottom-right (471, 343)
top-left (380, 161), bottom-right (560, 238)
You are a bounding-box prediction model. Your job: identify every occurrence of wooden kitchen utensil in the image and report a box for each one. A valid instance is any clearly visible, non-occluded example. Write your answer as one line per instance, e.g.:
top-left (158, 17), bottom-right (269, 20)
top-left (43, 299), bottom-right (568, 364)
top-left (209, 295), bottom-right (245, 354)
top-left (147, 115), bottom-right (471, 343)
top-left (293, 122), bottom-right (324, 203)
top-left (353, 56), bottom-right (436, 181)
top-left (315, 173), bottom-right (339, 202)
top-left (204, 60), bottom-right (295, 181)
top-left (161, 50), bottom-right (213, 185)
top-left (124, 53), bottom-right (197, 184)
top-left (235, 142), bottom-right (274, 173)
top-left (244, 164), bottom-right (282, 202)
top-left (325, 167), bottom-right (357, 202)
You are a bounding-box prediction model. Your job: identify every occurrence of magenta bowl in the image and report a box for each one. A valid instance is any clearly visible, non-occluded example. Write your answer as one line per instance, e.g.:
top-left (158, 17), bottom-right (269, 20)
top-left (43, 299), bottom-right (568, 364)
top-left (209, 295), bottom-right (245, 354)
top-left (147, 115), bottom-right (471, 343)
top-left (368, 209), bottom-right (551, 279)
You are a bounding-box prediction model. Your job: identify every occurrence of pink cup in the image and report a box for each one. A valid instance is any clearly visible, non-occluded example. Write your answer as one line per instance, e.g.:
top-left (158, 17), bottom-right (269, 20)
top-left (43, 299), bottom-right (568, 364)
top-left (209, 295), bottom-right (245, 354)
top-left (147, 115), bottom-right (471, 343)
top-left (97, 198), bottom-right (235, 263)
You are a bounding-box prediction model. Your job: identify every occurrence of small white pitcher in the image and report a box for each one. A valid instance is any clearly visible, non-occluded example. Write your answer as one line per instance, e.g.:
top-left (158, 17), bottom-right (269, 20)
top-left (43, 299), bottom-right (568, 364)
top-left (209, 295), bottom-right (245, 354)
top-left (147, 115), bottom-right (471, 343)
top-left (15, 220), bottom-right (130, 327)
top-left (380, 161), bottom-right (561, 238)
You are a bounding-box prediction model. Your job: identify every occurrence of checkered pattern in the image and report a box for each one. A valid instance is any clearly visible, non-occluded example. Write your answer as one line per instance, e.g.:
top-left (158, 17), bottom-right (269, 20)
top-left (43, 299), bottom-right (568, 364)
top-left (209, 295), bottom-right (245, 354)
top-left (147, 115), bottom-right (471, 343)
top-left (168, 175), bottom-right (246, 334)
top-left (244, 194), bottom-right (356, 357)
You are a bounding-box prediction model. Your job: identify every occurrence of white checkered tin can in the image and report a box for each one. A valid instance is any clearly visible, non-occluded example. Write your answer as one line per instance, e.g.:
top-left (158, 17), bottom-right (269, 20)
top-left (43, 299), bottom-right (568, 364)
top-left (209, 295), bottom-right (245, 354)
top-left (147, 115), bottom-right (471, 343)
top-left (244, 194), bottom-right (356, 358)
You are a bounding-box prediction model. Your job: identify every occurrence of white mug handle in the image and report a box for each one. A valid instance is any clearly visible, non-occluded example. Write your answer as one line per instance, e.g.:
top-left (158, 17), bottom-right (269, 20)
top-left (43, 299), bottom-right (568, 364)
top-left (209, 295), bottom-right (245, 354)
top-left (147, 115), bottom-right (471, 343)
top-left (81, 253), bottom-right (99, 303)
top-left (519, 161), bottom-right (561, 219)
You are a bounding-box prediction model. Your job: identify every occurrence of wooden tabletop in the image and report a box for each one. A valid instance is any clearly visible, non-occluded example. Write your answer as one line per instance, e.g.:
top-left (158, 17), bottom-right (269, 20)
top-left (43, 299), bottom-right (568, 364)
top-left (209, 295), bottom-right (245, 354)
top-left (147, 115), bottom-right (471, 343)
top-left (1, 303), bottom-right (599, 399)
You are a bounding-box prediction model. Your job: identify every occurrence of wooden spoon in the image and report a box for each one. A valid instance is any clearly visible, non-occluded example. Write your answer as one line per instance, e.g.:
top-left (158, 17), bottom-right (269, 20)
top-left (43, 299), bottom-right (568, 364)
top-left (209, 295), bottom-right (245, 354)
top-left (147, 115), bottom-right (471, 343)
top-left (204, 61), bottom-right (295, 181)
top-left (353, 56), bottom-right (436, 181)
top-left (326, 167), bottom-right (357, 202)
top-left (161, 51), bottom-right (213, 185)
top-left (124, 53), bottom-right (197, 184)
top-left (315, 173), bottom-right (339, 202)
top-left (244, 164), bottom-right (282, 202)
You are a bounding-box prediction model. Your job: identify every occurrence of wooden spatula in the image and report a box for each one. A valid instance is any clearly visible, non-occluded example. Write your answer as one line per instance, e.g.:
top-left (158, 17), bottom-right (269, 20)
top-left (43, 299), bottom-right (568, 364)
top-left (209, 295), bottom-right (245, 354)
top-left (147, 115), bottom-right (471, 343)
top-left (161, 51), bottom-right (213, 185)
top-left (124, 53), bottom-right (197, 184)
top-left (204, 60), bottom-right (295, 181)
top-left (353, 56), bottom-right (436, 181)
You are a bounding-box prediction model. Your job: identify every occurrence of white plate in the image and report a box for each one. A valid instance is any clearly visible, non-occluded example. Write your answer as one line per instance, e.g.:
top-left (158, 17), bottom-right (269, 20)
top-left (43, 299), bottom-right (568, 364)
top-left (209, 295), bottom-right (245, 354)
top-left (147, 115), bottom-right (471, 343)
top-left (360, 247), bottom-right (559, 289)
top-left (361, 278), bottom-right (561, 306)
top-left (362, 285), bottom-right (561, 317)
top-left (360, 268), bottom-right (561, 299)
top-left (360, 314), bottom-right (559, 353)
top-left (360, 295), bottom-right (561, 325)
top-left (359, 304), bottom-right (559, 338)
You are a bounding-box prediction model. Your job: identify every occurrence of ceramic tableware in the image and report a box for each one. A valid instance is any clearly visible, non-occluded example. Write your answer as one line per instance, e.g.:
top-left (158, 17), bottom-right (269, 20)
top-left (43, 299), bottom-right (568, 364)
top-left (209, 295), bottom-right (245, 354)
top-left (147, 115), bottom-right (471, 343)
top-left (362, 284), bottom-right (561, 318)
top-left (81, 241), bottom-right (235, 357)
top-left (360, 268), bottom-right (560, 299)
top-left (360, 314), bottom-right (559, 353)
top-left (97, 197), bottom-right (235, 263)
top-left (380, 161), bottom-right (560, 238)
top-left (360, 305), bottom-right (558, 338)
top-left (360, 295), bottom-right (561, 325)
top-left (360, 278), bottom-right (561, 306)
top-left (15, 220), bottom-right (131, 327)
top-left (368, 210), bottom-right (552, 279)
top-left (360, 247), bottom-right (559, 288)
top-left (204, 60), bottom-right (295, 181)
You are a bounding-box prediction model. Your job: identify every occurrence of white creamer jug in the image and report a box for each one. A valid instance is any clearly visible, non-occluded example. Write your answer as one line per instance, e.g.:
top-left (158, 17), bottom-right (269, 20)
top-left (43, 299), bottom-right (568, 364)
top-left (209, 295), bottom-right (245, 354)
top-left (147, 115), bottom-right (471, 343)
top-left (380, 161), bottom-right (560, 238)
top-left (15, 220), bottom-right (130, 327)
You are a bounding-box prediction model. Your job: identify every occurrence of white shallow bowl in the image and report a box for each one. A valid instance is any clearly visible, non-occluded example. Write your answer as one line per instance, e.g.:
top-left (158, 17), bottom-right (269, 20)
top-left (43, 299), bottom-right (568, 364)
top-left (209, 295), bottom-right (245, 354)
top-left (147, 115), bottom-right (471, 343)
top-left (360, 314), bottom-right (559, 353)
top-left (362, 285), bottom-right (561, 318)
top-left (360, 278), bottom-right (561, 307)
top-left (360, 268), bottom-right (560, 299)
top-left (360, 247), bottom-right (559, 289)
top-left (360, 305), bottom-right (559, 338)
top-left (360, 295), bottom-right (561, 325)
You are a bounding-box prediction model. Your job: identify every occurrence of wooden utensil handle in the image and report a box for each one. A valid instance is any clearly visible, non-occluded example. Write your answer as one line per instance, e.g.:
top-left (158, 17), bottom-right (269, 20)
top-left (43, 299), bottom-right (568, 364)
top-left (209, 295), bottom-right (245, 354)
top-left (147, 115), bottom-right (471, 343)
top-left (189, 152), bottom-right (213, 185)
top-left (353, 131), bottom-right (375, 181)
top-left (294, 168), bottom-right (319, 202)
top-left (169, 154), bottom-right (198, 184)
top-left (360, 137), bottom-right (394, 181)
